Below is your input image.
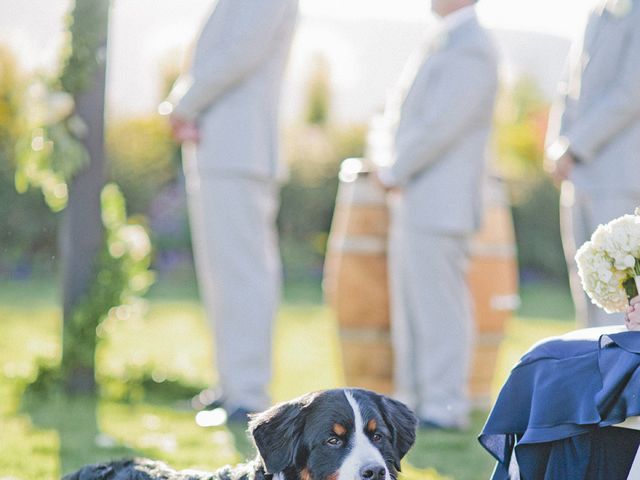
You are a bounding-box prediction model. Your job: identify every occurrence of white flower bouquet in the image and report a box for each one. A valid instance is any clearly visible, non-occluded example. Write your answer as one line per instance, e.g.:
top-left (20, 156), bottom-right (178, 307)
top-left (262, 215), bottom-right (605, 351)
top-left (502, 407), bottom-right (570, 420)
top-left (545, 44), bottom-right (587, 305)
top-left (576, 210), bottom-right (640, 313)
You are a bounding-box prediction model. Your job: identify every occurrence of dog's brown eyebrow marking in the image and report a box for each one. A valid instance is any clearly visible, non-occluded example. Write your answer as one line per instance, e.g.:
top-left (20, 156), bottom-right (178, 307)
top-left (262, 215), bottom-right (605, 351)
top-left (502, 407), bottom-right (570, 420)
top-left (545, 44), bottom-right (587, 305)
top-left (367, 419), bottom-right (377, 432)
top-left (333, 423), bottom-right (347, 436)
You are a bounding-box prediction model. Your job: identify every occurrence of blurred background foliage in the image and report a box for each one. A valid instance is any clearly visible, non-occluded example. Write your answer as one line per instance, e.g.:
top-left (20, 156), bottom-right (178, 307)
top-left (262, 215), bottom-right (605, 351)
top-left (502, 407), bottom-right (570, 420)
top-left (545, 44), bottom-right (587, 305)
top-left (0, 45), bottom-right (566, 286)
top-left (0, 47), bottom-right (59, 278)
top-left (106, 116), bottom-right (179, 215)
top-left (493, 77), bottom-right (566, 280)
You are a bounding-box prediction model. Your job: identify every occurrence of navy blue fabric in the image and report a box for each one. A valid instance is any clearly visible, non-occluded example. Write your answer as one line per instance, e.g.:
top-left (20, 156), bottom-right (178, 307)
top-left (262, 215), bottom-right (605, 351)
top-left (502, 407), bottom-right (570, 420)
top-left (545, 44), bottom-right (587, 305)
top-left (478, 327), bottom-right (640, 479)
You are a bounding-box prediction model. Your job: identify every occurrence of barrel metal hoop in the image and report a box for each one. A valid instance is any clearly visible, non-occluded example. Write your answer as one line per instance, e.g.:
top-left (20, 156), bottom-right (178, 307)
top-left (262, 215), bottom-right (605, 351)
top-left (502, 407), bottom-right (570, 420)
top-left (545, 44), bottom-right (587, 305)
top-left (474, 332), bottom-right (506, 345)
top-left (330, 236), bottom-right (387, 255)
top-left (490, 294), bottom-right (521, 311)
top-left (340, 327), bottom-right (390, 342)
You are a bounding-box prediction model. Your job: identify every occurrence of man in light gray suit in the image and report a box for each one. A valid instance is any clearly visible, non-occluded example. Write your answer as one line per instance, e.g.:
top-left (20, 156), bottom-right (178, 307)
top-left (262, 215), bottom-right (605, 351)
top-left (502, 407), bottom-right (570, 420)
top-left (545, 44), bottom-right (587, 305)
top-left (163, 0), bottom-right (298, 421)
top-left (376, 0), bottom-right (498, 430)
top-left (545, 0), bottom-right (640, 328)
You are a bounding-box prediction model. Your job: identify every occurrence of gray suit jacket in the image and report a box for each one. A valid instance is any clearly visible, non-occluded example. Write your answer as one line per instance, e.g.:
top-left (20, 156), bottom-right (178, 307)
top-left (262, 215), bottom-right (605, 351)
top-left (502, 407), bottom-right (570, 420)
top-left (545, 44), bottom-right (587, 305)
top-left (169, 0), bottom-right (298, 181)
top-left (384, 13), bottom-right (498, 234)
top-left (547, 0), bottom-right (640, 192)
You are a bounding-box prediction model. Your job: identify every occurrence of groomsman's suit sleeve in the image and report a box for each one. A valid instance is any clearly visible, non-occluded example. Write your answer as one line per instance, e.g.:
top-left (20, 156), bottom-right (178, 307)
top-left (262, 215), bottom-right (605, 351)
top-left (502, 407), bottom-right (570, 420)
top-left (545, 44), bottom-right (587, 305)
top-left (546, 54), bottom-right (576, 145)
top-left (564, 8), bottom-right (640, 163)
top-left (171, 0), bottom-right (293, 120)
top-left (388, 47), bottom-right (496, 187)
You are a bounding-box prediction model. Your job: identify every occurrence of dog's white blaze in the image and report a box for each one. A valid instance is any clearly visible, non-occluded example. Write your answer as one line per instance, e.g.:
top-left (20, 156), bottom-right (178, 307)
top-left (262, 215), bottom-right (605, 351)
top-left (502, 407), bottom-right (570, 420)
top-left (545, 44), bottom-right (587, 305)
top-left (337, 391), bottom-right (390, 480)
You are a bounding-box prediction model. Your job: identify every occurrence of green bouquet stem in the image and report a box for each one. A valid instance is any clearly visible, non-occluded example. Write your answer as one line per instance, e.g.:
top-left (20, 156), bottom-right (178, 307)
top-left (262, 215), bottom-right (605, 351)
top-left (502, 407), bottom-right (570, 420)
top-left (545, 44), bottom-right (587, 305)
top-left (623, 261), bottom-right (640, 302)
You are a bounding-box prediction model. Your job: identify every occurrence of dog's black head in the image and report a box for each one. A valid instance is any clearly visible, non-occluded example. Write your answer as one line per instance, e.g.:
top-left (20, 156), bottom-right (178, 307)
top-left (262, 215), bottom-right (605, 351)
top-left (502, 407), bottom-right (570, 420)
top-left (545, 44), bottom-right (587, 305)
top-left (249, 388), bottom-right (417, 480)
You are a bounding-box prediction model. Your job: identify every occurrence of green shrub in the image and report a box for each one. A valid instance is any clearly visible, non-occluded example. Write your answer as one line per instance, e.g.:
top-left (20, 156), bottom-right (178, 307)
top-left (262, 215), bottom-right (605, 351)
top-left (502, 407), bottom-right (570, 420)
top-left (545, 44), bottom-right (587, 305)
top-left (0, 46), bottom-right (58, 276)
top-left (106, 116), bottom-right (179, 215)
top-left (279, 124), bottom-right (366, 281)
top-left (510, 177), bottom-right (567, 279)
top-left (494, 77), bottom-right (567, 281)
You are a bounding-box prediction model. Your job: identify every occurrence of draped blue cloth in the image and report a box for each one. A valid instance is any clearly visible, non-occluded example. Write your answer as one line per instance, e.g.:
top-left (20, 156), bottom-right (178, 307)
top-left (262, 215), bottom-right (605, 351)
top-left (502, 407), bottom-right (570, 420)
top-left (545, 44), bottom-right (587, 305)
top-left (479, 327), bottom-right (640, 479)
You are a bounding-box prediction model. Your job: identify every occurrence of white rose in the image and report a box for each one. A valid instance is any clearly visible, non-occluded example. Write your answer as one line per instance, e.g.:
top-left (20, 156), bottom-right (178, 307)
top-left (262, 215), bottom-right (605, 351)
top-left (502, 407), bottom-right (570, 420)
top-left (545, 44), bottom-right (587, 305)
top-left (614, 254), bottom-right (636, 270)
top-left (591, 225), bottom-right (610, 249)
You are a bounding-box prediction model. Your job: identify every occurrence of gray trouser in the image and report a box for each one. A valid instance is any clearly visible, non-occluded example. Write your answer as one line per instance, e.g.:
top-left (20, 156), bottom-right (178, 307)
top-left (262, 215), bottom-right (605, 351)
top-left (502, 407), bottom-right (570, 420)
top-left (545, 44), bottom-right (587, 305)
top-left (388, 203), bottom-right (474, 427)
top-left (184, 165), bottom-right (281, 412)
top-left (561, 184), bottom-right (640, 327)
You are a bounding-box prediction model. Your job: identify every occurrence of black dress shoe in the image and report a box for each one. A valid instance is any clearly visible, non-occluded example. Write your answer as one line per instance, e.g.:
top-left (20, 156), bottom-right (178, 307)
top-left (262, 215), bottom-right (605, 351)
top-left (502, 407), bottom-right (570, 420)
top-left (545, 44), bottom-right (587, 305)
top-left (226, 407), bottom-right (252, 425)
top-left (191, 387), bottom-right (226, 411)
top-left (418, 418), bottom-right (467, 432)
top-left (418, 419), bottom-right (449, 431)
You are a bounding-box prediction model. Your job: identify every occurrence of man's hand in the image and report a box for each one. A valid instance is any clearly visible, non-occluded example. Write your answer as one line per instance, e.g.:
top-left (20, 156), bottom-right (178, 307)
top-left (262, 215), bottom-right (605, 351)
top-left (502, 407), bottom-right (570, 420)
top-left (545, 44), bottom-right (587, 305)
top-left (374, 170), bottom-right (400, 193)
top-left (626, 295), bottom-right (640, 331)
top-left (169, 114), bottom-right (200, 144)
top-left (545, 151), bottom-right (576, 186)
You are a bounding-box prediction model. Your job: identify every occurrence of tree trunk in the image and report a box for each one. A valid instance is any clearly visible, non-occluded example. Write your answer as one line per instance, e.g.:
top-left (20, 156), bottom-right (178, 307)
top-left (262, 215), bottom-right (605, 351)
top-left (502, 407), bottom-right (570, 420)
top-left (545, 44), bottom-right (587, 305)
top-left (60, 0), bottom-right (110, 394)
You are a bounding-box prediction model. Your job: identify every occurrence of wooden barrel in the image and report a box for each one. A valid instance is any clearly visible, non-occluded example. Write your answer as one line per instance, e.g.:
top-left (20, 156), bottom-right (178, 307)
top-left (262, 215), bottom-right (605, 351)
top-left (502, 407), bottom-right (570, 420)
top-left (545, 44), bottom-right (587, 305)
top-left (324, 159), bottom-right (519, 404)
top-left (323, 158), bottom-right (393, 393)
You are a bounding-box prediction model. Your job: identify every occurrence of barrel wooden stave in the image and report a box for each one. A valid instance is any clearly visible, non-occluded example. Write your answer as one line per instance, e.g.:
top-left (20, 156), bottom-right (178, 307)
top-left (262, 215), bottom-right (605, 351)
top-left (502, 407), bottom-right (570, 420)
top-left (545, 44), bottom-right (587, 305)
top-left (468, 257), bottom-right (518, 333)
top-left (340, 330), bottom-right (393, 379)
top-left (334, 255), bottom-right (388, 329)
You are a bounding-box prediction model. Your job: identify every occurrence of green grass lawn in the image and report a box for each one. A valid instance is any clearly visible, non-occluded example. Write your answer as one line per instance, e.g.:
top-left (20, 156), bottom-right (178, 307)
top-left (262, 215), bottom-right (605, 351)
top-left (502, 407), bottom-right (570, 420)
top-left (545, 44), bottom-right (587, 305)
top-left (0, 275), bottom-right (575, 479)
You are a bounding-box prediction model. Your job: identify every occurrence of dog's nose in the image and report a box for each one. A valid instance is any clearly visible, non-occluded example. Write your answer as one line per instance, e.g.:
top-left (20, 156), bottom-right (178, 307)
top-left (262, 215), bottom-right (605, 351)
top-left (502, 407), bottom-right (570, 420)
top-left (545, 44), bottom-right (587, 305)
top-left (360, 464), bottom-right (386, 480)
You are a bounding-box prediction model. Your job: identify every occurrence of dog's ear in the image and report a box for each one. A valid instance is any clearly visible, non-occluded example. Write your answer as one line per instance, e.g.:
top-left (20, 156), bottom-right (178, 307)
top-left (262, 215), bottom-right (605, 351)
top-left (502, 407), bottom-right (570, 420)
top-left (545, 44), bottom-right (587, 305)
top-left (379, 396), bottom-right (417, 471)
top-left (249, 396), bottom-right (311, 473)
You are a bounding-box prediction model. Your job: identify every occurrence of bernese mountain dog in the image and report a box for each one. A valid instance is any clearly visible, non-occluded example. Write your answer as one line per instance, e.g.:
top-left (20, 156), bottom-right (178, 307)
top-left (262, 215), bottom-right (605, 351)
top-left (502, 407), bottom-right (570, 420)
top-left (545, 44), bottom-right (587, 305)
top-left (63, 388), bottom-right (417, 480)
